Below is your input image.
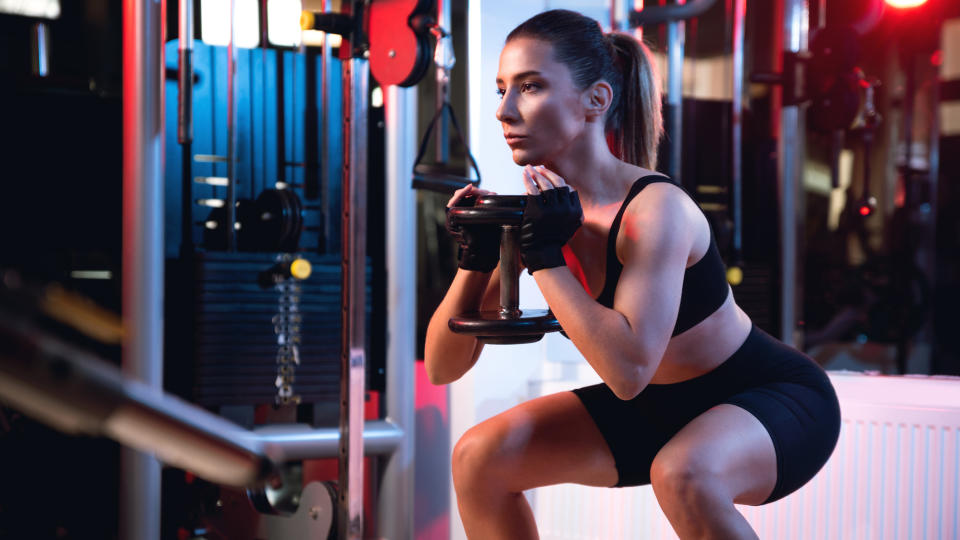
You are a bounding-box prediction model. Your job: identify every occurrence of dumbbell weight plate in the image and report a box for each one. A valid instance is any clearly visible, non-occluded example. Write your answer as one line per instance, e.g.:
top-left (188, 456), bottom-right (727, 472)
top-left (446, 194), bottom-right (525, 226)
top-left (449, 308), bottom-right (561, 345)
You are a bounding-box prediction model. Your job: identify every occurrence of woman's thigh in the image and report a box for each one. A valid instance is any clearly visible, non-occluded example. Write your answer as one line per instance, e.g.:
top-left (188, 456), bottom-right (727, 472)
top-left (652, 403), bottom-right (778, 506)
top-left (453, 391), bottom-right (619, 492)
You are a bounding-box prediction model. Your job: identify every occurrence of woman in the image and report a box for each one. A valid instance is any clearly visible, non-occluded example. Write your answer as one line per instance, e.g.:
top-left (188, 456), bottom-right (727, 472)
top-left (424, 9), bottom-right (840, 539)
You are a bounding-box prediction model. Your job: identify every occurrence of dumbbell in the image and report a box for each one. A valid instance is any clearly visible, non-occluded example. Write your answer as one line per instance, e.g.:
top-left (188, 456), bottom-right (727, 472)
top-left (446, 195), bottom-right (562, 344)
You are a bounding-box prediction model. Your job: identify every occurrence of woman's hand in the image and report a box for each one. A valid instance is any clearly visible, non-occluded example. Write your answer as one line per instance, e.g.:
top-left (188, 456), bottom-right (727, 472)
top-left (445, 184), bottom-right (501, 273)
top-left (519, 165), bottom-right (583, 273)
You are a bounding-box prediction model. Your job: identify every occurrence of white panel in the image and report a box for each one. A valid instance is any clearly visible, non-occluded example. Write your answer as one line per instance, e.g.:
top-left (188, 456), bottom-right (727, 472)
top-left (526, 373), bottom-right (960, 538)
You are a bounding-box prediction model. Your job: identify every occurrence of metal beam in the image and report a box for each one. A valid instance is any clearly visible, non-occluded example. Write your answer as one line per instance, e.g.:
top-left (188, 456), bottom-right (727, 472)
top-left (121, 0), bottom-right (166, 536)
top-left (377, 84), bottom-right (418, 540)
top-left (254, 421), bottom-right (404, 459)
top-left (629, 0), bottom-right (718, 26)
top-left (339, 55), bottom-right (369, 540)
top-left (666, 3), bottom-right (685, 184)
top-left (731, 0), bottom-right (745, 258)
top-left (778, 0), bottom-right (809, 346)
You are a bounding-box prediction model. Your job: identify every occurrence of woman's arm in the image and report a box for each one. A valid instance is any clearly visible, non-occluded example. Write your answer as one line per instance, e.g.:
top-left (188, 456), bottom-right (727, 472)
top-left (531, 184), bottom-right (696, 400)
top-left (424, 263), bottom-right (502, 385)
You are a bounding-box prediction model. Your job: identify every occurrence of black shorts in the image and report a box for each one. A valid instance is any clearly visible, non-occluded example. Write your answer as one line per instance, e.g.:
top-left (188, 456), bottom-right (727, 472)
top-left (572, 324), bottom-right (841, 503)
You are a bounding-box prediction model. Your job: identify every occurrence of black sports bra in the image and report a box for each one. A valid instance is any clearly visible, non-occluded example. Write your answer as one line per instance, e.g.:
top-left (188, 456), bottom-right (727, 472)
top-left (587, 175), bottom-right (729, 337)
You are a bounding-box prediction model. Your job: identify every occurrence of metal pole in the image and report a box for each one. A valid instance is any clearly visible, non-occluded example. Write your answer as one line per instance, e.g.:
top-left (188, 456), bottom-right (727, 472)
top-left (666, 0), bottom-right (685, 183)
top-left (121, 0), bottom-right (165, 535)
top-left (435, 0), bottom-right (451, 163)
top-left (778, 0), bottom-right (808, 346)
top-left (321, 0), bottom-right (331, 248)
top-left (179, 0), bottom-right (194, 255)
top-left (225, 0), bottom-right (238, 251)
top-left (377, 83), bottom-right (418, 540)
top-left (178, 0), bottom-right (193, 145)
top-left (338, 56), bottom-right (368, 540)
top-left (731, 0), bottom-right (745, 258)
top-left (611, 0), bottom-right (644, 38)
top-left (254, 420), bottom-right (405, 459)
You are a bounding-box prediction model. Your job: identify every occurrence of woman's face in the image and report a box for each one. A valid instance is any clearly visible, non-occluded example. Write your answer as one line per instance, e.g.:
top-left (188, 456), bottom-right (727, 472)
top-left (496, 37), bottom-right (588, 166)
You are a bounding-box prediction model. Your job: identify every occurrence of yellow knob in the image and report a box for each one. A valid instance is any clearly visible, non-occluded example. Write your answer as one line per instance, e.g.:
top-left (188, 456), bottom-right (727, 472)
top-left (726, 266), bottom-right (743, 286)
top-left (290, 258), bottom-right (312, 280)
top-left (300, 10), bottom-right (315, 30)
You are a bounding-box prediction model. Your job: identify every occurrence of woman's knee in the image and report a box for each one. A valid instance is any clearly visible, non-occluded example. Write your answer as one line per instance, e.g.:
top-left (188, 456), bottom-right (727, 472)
top-left (452, 423), bottom-right (511, 491)
top-left (650, 446), bottom-right (729, 505)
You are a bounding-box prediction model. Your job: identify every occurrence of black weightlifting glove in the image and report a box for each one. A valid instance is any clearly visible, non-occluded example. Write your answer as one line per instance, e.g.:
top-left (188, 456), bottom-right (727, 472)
top-left (520, 187), bottom-right (583, 274)
top-left (445, 196), bottom-right (501, 273)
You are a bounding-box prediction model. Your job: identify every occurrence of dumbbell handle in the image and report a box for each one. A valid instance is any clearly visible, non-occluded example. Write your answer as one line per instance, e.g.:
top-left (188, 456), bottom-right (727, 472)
top-left (500, 225), bottom-right (520, 317)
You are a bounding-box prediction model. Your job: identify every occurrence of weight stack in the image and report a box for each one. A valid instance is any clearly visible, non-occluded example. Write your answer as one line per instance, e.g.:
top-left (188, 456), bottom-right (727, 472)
top-left (185, 252), bottom-right (371, 407)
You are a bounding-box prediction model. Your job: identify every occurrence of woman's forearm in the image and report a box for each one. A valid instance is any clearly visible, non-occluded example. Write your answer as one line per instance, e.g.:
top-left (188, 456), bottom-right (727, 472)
top-left (424, 268), bottom-right (495, 385)
top-left (533, 266), bottom-right (661, 399)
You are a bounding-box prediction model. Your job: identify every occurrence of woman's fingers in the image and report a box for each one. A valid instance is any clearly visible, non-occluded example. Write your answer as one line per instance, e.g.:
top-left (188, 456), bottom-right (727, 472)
top-left (447, 184), bottom-right (495, 207)
top-left (521, 167), bottom-right (540, 195)
top-left (447, 185), bottom-right (471, 207)
top-left (533, 165), bottom-right (567, 189)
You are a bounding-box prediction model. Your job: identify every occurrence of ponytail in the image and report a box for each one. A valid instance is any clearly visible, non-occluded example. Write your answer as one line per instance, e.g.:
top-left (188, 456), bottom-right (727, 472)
top-left (605, 33), bottom-right (663, 170)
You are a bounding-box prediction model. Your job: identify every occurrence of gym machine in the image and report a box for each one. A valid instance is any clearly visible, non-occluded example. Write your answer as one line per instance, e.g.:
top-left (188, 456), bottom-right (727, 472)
top-left (0, 0), bottom-right (438, 538)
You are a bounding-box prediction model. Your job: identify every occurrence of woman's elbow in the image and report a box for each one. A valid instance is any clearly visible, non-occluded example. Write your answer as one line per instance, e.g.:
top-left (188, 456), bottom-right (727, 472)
top-left (608, 363), bottom-right (649, 400)
top-left (423, 346), bottom-right (469, 386)
top-left (610, 381), bottom-right (643, 401)
top-left (425, 362), bottom-right (453, 386)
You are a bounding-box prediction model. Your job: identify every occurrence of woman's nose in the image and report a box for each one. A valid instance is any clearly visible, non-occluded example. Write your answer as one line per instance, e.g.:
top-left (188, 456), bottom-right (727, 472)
top-left (495, 91), bottom-right (518, 123)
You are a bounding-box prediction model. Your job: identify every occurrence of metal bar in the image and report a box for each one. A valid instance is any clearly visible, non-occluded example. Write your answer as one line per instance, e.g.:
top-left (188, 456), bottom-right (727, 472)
top-left (611, 0), bottom-right (627, 31)
top-left (377, 82), bottom-right (418, 540)
top-left (630, 0), bottom-right (717, 26)
top-left (731, 0), bottom-right (745, 256)
top-left (321, 0), bottom-right (332, 245)
top-left (121, 0), bottom-right (165, 534)
top-left (611, 1), bottom-right (645, 40)
top-left (338, 55), bottom-right (368, 540)
top-left (778, 0), bottom-right (809, 346)
top-left (924, 55), bottom-right (940, 373)
top-left (226, 0), bottom-right (238, 251)
top-left (178, 0), bottom-right (193, 144)
top-left (254, 421), bottom-right (403, 459)
top-left (500, 226), bottom-right (520, 316)
top-left (435, 0), bottom-right (451, 163)
top-left (666, 1), bottom-right (685, 184)
top-left (179, 0), bottom-right (194, 255)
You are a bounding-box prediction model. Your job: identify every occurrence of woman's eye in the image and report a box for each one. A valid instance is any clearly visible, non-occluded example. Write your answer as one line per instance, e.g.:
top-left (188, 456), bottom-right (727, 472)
top-left (495, 88), bottom-right (505, 98)
top-left (521, 82), bottom-right (539, 93)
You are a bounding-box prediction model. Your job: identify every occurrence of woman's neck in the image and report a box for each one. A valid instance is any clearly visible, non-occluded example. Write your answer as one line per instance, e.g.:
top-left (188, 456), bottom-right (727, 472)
top-left (541, 134), bottom-right (638, 210)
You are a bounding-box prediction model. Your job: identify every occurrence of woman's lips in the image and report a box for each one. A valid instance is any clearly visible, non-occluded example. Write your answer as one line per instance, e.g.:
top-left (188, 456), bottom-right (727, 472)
top-left (505, 135), bottom-right (527, 146)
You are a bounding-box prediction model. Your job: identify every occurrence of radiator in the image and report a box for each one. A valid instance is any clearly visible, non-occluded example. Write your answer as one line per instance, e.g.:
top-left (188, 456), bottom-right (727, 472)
top-left (531, 372), bottom-right (960, 540)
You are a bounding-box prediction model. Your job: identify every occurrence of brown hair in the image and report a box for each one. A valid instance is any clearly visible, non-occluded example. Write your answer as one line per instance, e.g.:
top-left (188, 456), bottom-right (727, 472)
top-left (507, 10), bottom-right (663, 169)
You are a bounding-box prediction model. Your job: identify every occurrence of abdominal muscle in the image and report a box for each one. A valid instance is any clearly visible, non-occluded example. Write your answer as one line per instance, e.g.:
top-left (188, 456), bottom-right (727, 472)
top-left (569, 209), bottom-right (754, 386)
top-left (648, 289), bottom-right (754, 384)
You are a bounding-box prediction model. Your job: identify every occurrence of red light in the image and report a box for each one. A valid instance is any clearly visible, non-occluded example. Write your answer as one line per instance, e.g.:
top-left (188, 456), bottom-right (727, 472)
top-left (885, 0), bottom-right (927, 8)
top-left (931, 50), bottom-right (943, 67)
top-left (859, 205), bottom-right (872, 216)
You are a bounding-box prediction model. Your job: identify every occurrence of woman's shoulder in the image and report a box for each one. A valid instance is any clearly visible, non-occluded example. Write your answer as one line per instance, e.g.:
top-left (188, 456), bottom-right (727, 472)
top-left (615, 175), bottom-right (705, 257)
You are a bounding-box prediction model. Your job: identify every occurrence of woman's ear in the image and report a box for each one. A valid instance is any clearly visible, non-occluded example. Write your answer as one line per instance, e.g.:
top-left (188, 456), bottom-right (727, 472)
top-left (583, 80), bottom-right (613, 120)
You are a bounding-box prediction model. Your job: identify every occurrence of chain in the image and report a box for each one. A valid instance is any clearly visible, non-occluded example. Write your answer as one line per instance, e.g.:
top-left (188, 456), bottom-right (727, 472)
top-left (273, 255), bottom-right (303, 406)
